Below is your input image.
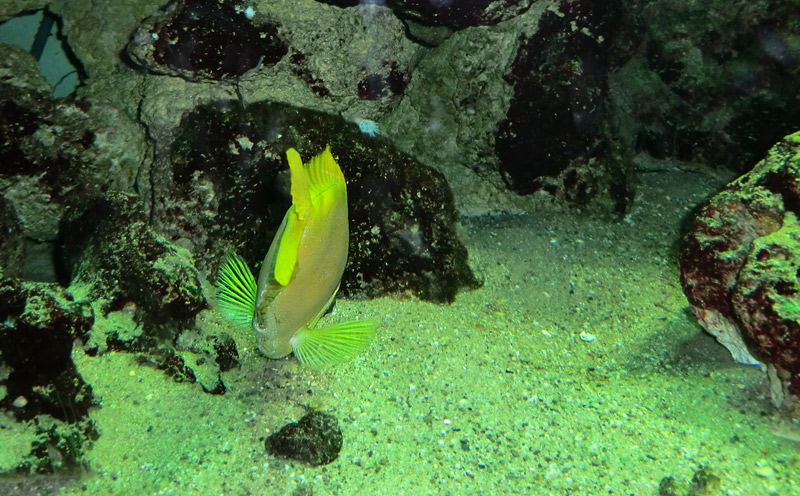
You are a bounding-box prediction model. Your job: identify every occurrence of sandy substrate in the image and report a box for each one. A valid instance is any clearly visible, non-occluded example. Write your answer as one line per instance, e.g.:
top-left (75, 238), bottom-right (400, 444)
top-left (39, 169), bottom-right (800, 495)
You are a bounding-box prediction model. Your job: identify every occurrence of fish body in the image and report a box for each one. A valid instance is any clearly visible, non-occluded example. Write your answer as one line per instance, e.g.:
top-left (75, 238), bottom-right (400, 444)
top-left (216, 146), bottom-right (373, 368)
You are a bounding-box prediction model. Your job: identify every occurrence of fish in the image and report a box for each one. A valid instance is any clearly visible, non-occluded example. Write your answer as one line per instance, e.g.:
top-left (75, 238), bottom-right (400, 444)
top-left (215, 145), bottom-right (374, 368)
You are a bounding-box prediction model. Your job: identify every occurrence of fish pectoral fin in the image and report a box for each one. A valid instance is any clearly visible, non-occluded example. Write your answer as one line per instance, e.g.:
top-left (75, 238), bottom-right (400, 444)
top-left (290, 319), bottom-right (376, 369)
top-left (216, 253), bottom-right (257, 332)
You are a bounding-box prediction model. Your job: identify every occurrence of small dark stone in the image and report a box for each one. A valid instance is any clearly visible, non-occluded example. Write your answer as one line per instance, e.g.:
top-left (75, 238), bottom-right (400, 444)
top-left (211, 333), bottom-right (239, 372)
top-left (688, 467), bottom-right (721, 495)
top-left (657, 467), bottom-right (721, 496)
top-left (266, 412), bottom-right (343, 466)
top-left (657, 476), bottom-right (680, 496)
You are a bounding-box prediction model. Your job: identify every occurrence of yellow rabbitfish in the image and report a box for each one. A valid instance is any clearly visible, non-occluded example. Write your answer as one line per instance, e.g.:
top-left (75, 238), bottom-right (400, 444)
top-left (216, 146), bottom-right (374, 368)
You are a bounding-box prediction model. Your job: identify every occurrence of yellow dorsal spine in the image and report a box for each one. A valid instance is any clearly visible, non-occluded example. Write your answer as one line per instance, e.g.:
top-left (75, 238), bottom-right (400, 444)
top-left (286, 148), bottom-right (311, 220)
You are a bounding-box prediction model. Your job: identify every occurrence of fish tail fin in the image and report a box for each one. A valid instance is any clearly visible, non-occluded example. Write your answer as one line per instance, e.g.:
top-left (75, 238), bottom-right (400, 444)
top-left (216, 253), bottom-right (257, 331)
top-left (290, 318), bottom-right (375, 369)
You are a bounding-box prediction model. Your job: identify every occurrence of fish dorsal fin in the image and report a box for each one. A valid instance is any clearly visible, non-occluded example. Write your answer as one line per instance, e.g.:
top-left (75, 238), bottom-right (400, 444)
top-left (306, 145), bottom-right (345, 201)
top-left (273, 146), bottom-right (344, 286)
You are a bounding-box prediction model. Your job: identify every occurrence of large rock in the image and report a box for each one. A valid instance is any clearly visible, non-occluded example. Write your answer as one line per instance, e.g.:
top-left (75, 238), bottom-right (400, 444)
top-left (679, 130), bottom-right (800, 406)
top-left (495, 0), bottom-right (636, 212)
top-left (0, 45), bottom-right (147, 282)
top-left (60, 194), bottom-right (208, 340)
top-left (166, 101), bottom-right (480, 303)
top-left (0, 278), bottom-right (98, 472)
top-left (127, 0), bottom-right (288, 82)
top-left (386, 0), bottom-right (535, 28)
top-left (613, 0), bottom-right (800, 173)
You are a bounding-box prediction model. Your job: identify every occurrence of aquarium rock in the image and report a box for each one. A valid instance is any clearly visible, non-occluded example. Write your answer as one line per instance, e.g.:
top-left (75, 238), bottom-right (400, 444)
top-left (617, 0), bottom-right (800, 174)
top-left (386, 0), bottom-right (535, 28)
top-left (0, 278), bottom-right (99, 471)
top-left (679, 130), bottom-right (800, 406)
top-left (0, 46), bottom-right (146, 247)
top-left (496, 0), bottom-right (634, 212)
top-left (60, 193), bottom-right (208, 341)
top-left (0, 279), bottom-right (95, 423)
top-left (0, 197), bottom-right (25, 280)
top-left (266, 411), bottom-right (344, 466)
top-left (127, 0), bottom-right (288, 82)
top-left (169, 101), bottom-right (479, 303)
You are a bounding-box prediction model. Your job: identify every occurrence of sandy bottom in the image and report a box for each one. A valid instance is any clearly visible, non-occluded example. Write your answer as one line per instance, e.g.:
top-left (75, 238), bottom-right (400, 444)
top-left (32, 170), bottom-right (799, 495)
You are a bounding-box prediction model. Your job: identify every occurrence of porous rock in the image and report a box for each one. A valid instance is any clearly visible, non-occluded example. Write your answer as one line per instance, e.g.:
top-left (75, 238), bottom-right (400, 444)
top-left (266, 412), bottom-right (343, 466)
top-left (496, 0), bottom-right (635, 212)
top-left (617, 0), bottom-right (800, 173)
top-left (386, 0), bottom-right (535, 29)
top-left (0, 279), bottom-right (94, 422)
top-left (59, 193), bottom-right (207, 350)
top-left (0, 197), bottom-right (25, 279)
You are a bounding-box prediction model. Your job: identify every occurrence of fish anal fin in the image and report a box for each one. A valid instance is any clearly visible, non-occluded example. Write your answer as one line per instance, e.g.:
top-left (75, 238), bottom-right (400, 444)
top-left (290, 319), bottom-right (375, 369)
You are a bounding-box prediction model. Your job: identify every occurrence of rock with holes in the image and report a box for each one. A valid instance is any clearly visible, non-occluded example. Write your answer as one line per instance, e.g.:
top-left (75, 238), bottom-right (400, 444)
top-left (386, 0), bottom-right (535, 28)
top-left (0, 45), bottom-right (145, 282)
top-left (59, 193), bottom-right (208, 352)
top-left (495, 0), bottom-right (636, 211)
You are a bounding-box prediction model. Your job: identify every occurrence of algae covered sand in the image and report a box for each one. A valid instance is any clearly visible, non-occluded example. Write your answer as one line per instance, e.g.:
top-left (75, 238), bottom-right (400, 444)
top-left (53, 170), bottom-right (798, 496)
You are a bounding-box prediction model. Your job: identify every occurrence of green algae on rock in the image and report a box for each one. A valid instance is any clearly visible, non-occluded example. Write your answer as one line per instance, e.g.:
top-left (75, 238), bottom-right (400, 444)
top-left (679, 130), bottom-right (800, 406)
top-left (60, 193), bottom-right (207, 336)
top-left (0, 278), bottom-right (98, 472)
